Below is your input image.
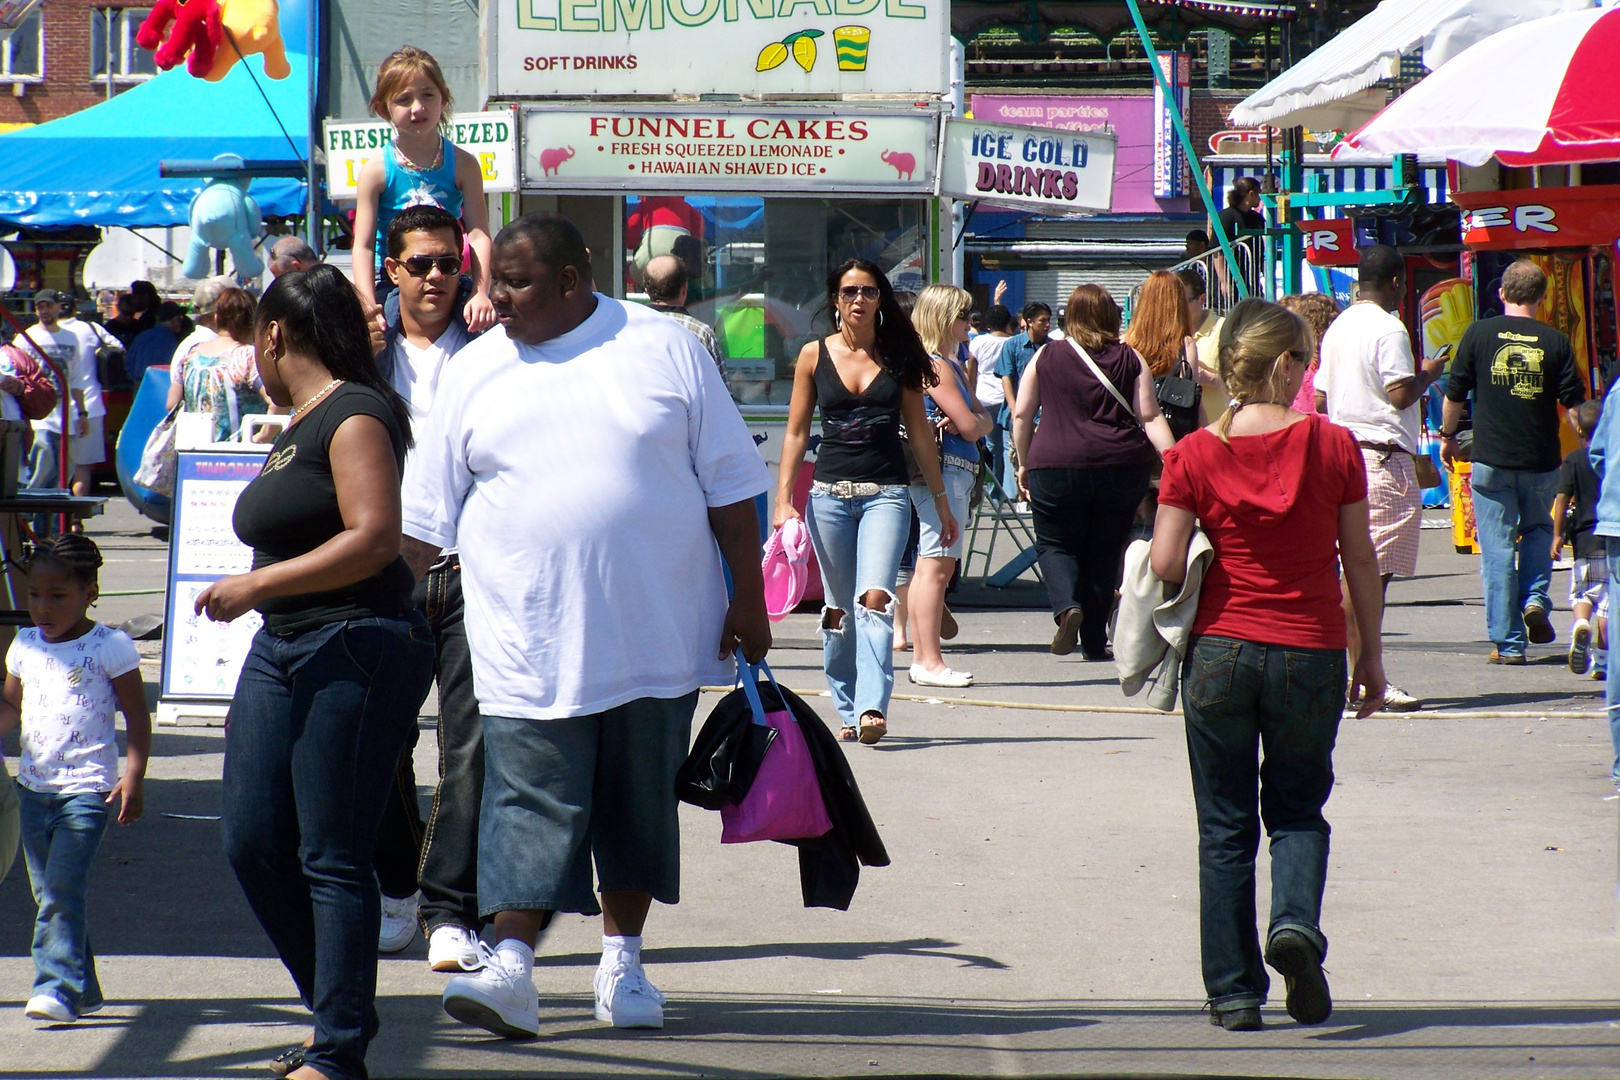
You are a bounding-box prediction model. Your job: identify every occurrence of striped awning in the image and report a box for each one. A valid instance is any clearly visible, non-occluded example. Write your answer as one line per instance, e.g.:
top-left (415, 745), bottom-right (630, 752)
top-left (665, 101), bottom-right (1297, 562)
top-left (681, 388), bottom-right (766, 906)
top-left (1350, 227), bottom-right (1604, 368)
top-left (1206, 155), bottom-right (1448, 219)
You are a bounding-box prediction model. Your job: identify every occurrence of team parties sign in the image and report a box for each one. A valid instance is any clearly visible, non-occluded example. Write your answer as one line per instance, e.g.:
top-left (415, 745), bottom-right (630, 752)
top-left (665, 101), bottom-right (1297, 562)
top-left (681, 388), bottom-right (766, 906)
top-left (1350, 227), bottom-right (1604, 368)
top-left (322, 111), bottom-right (520, 198)
top-left (522, 108), bottom-right (937, 191)
top-left (487, 0), bottom-right (948, 96)
top-left (938, 118), bottom-right (1115, 214)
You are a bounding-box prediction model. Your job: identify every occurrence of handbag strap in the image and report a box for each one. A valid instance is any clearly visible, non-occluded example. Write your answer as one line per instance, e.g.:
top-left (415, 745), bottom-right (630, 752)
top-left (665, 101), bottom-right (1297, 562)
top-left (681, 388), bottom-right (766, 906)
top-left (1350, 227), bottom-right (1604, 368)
top-left (734, 649), bottom-right (785, 727)
top-left (1071, 342), bottom-right (1142, 428)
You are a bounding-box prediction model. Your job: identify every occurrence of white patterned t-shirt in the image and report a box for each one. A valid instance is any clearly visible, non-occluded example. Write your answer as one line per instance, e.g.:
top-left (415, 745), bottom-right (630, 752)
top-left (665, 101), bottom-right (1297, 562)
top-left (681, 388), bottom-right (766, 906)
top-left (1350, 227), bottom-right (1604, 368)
top-left (7, 624), bottom-right (141, 794)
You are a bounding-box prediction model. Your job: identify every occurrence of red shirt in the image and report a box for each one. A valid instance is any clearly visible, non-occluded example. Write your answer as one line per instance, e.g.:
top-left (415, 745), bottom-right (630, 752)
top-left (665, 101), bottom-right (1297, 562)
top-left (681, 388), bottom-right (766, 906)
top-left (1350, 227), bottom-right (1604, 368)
top-left (1157, 414), bottom-right (1367, 650)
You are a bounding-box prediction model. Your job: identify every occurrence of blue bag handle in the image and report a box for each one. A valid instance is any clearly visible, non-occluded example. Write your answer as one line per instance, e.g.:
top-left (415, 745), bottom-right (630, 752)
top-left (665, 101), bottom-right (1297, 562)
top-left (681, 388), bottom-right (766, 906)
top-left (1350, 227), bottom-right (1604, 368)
top-left (734, 649), bottom-right (785, 727)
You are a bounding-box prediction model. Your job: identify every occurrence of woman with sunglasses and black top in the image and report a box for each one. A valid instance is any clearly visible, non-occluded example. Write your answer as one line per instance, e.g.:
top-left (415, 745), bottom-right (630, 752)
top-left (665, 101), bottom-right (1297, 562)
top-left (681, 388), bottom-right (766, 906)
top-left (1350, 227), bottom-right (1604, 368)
top-left (197, 264), bottom-right (435, 1080)
top-left (776, 260), bottom-right (951, 745)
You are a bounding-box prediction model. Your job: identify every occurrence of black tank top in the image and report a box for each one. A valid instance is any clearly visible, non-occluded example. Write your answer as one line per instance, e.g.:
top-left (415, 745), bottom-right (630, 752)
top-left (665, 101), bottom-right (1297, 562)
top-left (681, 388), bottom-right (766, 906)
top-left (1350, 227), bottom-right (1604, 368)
top-left (812, 339), bottom-right (907, 485)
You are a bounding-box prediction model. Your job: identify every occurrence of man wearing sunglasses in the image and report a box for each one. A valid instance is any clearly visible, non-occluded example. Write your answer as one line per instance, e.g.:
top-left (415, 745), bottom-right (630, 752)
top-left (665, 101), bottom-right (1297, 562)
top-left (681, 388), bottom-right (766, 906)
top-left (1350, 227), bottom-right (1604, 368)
top-left (371, 204), bottom-right (491, 973)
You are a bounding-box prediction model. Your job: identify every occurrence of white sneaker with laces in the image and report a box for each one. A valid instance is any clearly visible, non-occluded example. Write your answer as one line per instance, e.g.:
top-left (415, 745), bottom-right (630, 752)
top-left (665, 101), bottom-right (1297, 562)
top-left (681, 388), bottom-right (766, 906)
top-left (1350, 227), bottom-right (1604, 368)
top-left (378, 891), bottom-right (420, 954)
top-left (1381, 685), bottom-right (1421, 712)
top-left (594, 961), bottom-right (665, 1028)
top-left (24, 994), bottom-right (76, 1023)
top-left (443, 944), bottom-right (540, 1038)
top-left (908, 664), bottom-right (973, 688)
top-left (428, 924), bottom-right (486, 973)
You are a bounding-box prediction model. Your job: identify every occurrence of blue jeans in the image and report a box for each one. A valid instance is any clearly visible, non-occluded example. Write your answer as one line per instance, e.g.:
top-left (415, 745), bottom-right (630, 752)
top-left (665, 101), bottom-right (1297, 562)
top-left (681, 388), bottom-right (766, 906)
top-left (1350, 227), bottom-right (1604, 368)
top-left (222, 614), bottom-right (434, 1080)
top-left (18, 786), bottom-right (110, 1015)
top-left (1605, 541), bottom-right (1620, 784)
top-left (806, 487), bottom-right (910, 727)
top-left (1181, 636), bottom-right (1345, 1010)
top-left (1470, 463), bottom-right (1559, 656)
top-left (982, 424), bottom-right (1007, 498)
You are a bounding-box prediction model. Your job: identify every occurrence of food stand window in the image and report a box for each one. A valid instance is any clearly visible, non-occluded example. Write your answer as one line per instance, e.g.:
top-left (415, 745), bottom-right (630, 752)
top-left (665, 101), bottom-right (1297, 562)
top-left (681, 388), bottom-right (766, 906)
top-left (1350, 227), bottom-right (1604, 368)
top-left (622, 194), bottom-right (927, 404)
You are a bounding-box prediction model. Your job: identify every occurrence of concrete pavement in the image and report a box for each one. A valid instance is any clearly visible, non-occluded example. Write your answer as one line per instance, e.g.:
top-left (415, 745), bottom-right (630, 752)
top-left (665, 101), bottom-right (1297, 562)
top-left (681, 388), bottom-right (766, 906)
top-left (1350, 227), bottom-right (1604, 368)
top-left (0, 501), bottom-right (1616, 1078)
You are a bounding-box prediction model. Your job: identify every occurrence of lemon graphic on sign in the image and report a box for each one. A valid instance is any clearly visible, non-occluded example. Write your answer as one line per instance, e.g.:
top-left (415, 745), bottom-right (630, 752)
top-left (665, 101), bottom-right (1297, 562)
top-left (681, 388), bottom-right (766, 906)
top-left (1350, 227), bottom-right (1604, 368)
top-left (756, 29), bottom-right (824, 72)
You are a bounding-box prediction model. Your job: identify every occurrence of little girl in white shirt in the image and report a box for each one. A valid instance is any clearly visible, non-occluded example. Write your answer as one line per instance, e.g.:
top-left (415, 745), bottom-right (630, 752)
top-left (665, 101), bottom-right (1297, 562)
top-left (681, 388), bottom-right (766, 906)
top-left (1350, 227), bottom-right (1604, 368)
top-left (0, 533), bottom-right (149, 1024)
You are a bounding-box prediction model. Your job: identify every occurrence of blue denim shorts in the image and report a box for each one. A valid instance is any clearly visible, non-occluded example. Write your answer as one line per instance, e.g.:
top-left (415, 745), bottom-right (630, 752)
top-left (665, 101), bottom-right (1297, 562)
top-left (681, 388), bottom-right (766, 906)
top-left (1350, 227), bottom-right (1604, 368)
top-left (478, 693), bottom-right (698, 918)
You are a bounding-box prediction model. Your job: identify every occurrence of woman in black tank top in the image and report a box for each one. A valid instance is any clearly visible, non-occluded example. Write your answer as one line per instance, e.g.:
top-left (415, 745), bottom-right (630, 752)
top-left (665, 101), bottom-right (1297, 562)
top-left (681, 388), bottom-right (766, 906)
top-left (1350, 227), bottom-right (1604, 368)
top-left (776, 260), bottom-right (952, 745)
top-left (196, 266), bottom-right (434, 1080)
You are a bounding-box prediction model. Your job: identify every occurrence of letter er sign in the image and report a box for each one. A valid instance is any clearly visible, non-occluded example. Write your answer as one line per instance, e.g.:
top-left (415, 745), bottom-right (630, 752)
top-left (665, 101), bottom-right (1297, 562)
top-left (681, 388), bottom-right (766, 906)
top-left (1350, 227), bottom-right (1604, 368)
top-left (1297, 218), bottom-right (1357, 267)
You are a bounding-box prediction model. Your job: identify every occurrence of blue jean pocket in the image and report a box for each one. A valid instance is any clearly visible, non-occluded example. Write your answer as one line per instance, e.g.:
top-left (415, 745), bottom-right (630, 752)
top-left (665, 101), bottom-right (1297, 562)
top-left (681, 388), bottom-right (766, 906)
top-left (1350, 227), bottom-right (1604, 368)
top-left (1185, 637), bottom-right (1241, 710)
top-left (1282, 649), bottom-right (1346, 724)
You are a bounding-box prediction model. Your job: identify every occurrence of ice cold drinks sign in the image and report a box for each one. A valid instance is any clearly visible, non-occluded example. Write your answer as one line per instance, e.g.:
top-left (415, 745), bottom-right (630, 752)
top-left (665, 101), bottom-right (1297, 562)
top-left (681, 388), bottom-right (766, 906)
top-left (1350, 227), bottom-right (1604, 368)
top-left (488, 0), bottom-right (949, 96)
top-left (938, 119), bottom-right (1116, 214)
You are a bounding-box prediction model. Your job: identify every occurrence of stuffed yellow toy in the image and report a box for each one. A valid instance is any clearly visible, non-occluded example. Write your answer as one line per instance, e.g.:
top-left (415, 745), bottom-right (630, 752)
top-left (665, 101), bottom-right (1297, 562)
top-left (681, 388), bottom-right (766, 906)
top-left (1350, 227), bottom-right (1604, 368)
top-left (205, 0), bottom-right (289, 81)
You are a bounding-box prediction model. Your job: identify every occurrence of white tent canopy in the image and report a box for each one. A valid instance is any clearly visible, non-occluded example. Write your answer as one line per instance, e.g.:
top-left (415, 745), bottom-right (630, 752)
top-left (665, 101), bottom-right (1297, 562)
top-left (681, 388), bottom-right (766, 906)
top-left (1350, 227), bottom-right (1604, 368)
top-left (1229, 0), bottom-right (1594, 132)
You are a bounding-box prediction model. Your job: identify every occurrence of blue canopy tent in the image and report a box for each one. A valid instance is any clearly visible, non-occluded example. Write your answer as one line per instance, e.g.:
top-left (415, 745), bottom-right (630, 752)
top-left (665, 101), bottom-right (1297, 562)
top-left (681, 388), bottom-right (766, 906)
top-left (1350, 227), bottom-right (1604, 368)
top-left (0, 0), bottom-right (312, 228)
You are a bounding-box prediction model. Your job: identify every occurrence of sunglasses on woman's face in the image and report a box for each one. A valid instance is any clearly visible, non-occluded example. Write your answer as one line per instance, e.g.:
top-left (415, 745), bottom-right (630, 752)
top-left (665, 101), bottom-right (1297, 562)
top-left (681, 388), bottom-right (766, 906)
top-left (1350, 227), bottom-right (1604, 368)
top-left (402, 255), bottom-right (461, 278)
top-left (838, 285), bottom-right (881, 302)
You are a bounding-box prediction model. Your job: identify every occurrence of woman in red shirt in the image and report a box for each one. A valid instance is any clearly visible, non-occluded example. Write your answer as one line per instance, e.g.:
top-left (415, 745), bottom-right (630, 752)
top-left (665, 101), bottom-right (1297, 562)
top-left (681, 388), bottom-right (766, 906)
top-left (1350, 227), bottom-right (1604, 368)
top-left (1149, 299), bottom-right (1387, 1033)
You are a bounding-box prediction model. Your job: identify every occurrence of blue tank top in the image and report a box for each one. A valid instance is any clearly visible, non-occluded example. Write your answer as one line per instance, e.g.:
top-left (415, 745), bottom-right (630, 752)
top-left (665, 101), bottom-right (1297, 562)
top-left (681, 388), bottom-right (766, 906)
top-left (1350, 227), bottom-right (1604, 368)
top-left (377, 135), bottom-right (463, 239)
top-left (926, 350), bottom-right (979, 464)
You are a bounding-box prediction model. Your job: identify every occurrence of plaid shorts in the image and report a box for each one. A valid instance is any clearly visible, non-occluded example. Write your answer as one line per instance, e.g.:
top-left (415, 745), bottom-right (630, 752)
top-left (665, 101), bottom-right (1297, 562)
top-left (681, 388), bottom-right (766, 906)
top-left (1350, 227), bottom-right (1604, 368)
top-left (1570, 556), bottom-right (1610, 618)
top-left (1362, 449), bottom-right (1422, 577)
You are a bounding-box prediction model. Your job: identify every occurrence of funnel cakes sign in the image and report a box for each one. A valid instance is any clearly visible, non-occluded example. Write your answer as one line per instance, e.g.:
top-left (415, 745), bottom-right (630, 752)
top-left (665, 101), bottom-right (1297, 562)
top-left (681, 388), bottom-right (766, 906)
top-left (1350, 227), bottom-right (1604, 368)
top-left (485, 0), bottom-right (948, 96)
top-left (522, 108), bottom-right (936, 191)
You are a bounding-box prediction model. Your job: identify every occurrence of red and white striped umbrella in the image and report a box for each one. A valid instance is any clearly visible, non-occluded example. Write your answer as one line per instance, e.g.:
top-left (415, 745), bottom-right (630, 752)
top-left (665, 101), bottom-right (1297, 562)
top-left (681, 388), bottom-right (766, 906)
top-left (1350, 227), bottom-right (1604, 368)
top-left (1338, 5), bottom-right (1620, 167)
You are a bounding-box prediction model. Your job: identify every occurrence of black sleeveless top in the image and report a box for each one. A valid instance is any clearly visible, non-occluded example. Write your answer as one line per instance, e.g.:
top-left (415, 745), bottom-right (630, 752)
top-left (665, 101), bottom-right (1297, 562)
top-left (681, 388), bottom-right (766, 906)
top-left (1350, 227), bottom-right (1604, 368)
top-left (813, 339), bottom-right (908, 485)
top-left (233, 383), bottom-right (415, 636)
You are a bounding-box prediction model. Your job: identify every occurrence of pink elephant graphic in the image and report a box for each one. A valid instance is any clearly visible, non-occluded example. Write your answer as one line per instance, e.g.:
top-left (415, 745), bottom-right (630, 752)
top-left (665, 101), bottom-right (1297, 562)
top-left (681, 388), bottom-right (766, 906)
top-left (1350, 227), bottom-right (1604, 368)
top-left (880, 149), bottom-right (915, 180)
top-left (538, 146), bottom-right (576, 178)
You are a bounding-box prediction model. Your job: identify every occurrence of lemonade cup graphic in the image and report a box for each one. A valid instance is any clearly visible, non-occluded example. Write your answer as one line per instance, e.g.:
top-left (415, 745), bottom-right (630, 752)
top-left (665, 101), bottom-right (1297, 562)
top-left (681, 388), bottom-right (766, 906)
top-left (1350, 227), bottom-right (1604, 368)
top-left (834, 25), bottom-right (869, 71)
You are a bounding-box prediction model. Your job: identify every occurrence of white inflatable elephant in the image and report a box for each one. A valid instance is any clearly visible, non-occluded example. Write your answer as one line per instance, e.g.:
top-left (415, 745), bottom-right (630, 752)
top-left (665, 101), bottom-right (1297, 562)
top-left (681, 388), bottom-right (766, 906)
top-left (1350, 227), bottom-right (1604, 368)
top-left (184, 166), bottom-right (265, 280)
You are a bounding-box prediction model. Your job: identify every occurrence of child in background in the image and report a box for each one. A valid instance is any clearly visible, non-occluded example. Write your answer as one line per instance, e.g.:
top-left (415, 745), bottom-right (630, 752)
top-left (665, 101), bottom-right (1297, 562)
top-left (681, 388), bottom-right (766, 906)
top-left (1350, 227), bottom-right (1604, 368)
top-left (0, 534), bottom-right (149, 1024)
top-left (1552, 399), bottom-right (1608, 679)
top-left (352, 46), bottom-right (494, 335)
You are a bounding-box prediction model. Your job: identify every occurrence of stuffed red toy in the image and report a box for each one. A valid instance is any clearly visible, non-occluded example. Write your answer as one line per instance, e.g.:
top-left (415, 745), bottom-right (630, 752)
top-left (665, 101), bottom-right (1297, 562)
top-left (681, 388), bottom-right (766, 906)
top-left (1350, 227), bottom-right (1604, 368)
top-left (136, 0), bottom-right (223, 79)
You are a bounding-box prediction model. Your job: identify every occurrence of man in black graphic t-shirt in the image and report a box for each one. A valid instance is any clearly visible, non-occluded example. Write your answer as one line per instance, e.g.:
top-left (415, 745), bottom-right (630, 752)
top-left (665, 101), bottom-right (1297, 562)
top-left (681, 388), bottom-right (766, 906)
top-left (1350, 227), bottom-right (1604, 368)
top-left (1443, 259), bottom-right (1586, 662)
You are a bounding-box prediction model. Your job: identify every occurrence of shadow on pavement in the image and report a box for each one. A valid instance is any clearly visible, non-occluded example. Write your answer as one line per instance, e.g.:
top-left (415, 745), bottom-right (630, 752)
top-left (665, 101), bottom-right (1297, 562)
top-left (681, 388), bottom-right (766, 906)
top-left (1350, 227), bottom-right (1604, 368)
top-left (538, 937), bottom-right (1010, 970)
top-left (872, 734), bottom-right (1153, 753)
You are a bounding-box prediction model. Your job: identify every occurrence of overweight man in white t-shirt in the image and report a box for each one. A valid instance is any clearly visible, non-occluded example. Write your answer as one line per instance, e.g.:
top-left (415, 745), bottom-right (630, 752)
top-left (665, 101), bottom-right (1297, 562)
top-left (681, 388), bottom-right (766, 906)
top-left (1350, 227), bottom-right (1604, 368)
top-left (401, 212), bottom-right (771, 1039)
top-left (1315, 245), bottom-right (1447, 712)
top-left (366, 204), bottom-right (491, 969)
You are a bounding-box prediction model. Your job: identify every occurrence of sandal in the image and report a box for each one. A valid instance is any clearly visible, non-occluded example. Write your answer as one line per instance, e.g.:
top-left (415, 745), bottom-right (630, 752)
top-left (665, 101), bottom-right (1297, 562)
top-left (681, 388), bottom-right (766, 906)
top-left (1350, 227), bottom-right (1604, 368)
top-left (838, 726), bottom-right (860, 742)
top-left (858, 712), bottom-right (887, 745)
top-left (269, 1048), bottom-right (306, 1078)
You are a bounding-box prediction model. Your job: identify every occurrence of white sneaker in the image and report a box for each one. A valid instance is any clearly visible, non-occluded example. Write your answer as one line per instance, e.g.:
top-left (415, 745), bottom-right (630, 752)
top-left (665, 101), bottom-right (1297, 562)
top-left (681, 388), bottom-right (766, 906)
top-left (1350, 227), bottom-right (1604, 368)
top-left (24, 994), bottom-right (76, 1023)
top-left (908, 663), bottom-right (973, 688)
top-left (1381, 685), bottom-right (1422, 712)
top-left (594, 961), bottom-right (665, 1028)
top-left (443, 945), bottom-right (540, 1038)
top-left (428, 924), bottom-right (486, 973)
top-left (378, 891), bottom-right (420, 954)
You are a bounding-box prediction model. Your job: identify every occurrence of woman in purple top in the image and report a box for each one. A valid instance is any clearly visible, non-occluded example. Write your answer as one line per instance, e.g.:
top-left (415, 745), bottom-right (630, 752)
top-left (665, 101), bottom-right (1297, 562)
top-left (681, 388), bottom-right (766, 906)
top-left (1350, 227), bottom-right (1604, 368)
top-left (1012, 284), bottom-right (1176, 659)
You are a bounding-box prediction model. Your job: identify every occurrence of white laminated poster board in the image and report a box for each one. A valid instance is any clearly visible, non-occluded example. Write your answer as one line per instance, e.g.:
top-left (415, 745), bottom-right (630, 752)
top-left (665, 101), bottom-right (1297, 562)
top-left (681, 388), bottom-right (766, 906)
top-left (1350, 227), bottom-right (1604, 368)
top-left (158, 449), bottom-right (266, 725)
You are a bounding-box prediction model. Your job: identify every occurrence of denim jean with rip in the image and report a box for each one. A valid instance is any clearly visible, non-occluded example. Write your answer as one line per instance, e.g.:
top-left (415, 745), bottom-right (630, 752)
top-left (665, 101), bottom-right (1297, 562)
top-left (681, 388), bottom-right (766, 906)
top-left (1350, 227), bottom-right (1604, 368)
top-left (1181, 635), bottom-right (1344, 1010)
top-left (805, 487), bottom-right (909, 727)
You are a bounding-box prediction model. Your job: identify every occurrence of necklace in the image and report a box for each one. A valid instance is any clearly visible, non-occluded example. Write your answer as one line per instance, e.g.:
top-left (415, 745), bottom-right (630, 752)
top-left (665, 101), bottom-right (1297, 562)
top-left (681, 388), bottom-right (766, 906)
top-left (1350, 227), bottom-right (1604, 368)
top-left (394, 137), bottom-right (443, 173)
top-left (291, 378), bottom-right (342, 417)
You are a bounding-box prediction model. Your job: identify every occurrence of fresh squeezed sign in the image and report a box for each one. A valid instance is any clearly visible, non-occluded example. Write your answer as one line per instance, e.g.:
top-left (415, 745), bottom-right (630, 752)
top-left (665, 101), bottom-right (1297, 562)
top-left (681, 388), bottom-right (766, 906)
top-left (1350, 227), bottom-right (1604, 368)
top-left (487, 0), bottom-right (948, 96)
top-left (939, 119), bottom-right (1115, 214)
top-left (521, 109), bottom-right (935, 191)
top-left (323, 111), bottom-right (520, 198)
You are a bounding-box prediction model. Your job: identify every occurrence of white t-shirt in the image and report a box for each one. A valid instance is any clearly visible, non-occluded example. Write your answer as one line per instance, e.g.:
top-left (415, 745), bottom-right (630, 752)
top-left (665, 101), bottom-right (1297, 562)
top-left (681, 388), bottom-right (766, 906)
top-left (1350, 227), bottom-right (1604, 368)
top-left (8, 623), bottom-right (141, 794)
top-left (402, 296), bottom-right (770, 720)
top-left (969, 334), bottom-right (1008, 406)
top-left (25, 324), bottom-right (102, 431)
top-left (391, 336), bottom-right (454, 422)
top-left (1316, 301), bottom-right (1420, 452)
top-left (61, 318), bottom-right (113, 417)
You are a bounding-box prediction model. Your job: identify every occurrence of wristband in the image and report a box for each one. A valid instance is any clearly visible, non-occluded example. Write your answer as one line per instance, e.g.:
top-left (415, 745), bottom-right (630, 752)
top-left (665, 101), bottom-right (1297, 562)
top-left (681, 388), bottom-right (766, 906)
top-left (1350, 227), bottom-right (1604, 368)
top-left (930, 490), bottom-right (946, 499)
top-left (1439, 430), bottom-right (1458, 440)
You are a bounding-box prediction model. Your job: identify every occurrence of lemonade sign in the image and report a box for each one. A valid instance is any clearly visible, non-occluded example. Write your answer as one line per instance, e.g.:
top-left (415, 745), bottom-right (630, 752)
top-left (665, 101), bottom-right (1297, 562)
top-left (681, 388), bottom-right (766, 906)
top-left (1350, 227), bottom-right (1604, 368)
top-left (485, 0), bottom-right (947, 96)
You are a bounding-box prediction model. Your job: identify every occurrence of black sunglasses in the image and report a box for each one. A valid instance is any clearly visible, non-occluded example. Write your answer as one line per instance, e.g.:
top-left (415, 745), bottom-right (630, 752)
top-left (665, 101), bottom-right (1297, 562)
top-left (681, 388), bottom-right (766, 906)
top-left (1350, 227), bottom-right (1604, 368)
top-left (838, 285), bottom-right (881, 302)
top-left (402, 255), bottom-right (461, 278)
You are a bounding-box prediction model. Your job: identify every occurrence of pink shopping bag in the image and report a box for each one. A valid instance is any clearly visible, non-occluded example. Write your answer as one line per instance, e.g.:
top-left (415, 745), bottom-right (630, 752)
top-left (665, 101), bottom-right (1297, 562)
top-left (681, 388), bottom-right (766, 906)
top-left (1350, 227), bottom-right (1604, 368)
top-left (720, 658), bottom-right (833, 843)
